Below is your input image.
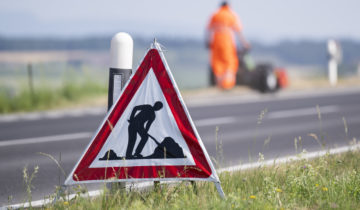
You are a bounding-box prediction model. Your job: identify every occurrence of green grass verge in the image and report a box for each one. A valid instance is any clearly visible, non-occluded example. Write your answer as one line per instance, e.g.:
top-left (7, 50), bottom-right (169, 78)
top-left (0, 81), bottom-right (107, 113)
top-left (36, 149), bottom-right (360, 210)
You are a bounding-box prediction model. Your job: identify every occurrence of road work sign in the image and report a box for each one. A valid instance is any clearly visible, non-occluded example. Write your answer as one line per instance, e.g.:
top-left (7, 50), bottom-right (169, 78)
top-left (65, 41), bottom-right (224, 197)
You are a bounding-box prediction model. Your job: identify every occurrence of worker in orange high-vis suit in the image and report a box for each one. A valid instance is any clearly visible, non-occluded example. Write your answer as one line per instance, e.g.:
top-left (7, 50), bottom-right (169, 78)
top-left (206, 1), bottom-right (250, 89)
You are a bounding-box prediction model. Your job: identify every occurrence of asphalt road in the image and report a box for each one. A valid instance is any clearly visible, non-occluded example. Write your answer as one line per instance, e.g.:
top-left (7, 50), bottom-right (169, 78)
top-left (1, 87), bottom-right (360, 205)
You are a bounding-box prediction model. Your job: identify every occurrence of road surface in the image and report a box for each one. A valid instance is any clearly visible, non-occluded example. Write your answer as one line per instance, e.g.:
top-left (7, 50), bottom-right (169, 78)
top-left (1, 87), bottom-right (360, 205)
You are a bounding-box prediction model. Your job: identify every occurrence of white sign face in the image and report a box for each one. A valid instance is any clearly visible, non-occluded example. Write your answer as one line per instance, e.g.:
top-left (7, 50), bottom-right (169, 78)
top-left (90, 69), bottom-right (195, 168)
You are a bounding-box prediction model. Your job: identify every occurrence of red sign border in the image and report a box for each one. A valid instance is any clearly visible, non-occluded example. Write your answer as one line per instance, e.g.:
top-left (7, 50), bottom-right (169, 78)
top-left (72, 49), bottom-right (212, 181)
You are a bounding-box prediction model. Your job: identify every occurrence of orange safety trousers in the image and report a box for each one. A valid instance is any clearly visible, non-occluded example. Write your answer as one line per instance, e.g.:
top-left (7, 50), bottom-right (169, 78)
top-left (210, 30), bottom-right (238, 89)
top-left (208, 6), bottom-right (242, 89)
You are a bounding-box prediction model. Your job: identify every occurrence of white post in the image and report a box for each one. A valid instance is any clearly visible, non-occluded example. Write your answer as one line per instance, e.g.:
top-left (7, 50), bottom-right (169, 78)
top-left (327, 39), bottom-right (340, 86)
top-left (110, 32), bottom-right (133, 69)
top-left (107, 32), bottom-right (133, 190)
top-left (108, 32), bottom-right (133, 110)
top-left (328, 59), bottom-right (337, 86)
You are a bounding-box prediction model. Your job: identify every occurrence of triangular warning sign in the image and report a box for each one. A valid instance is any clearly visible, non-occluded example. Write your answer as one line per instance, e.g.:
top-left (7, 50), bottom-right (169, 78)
top-left (65, 42), bottom-right (223, 196)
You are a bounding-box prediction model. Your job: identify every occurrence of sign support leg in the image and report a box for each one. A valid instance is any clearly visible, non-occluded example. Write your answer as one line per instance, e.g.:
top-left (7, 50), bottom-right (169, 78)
top-left (191, 181), bottom-right (198, 194)
top-left (215, 182), bottom-right (225, 199)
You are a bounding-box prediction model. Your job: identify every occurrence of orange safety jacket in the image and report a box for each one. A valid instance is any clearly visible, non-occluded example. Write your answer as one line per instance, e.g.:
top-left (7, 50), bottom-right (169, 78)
top-left (207, 5), bottom-right (242, 89)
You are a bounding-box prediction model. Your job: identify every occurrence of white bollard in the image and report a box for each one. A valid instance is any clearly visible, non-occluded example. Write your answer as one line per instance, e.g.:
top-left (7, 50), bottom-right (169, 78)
top-left (327, 39), bottom-right (341, 86)
top-left (108, 32), bottom-right (133, 109)
top-left (107, 32), bottom-right (133, 191)
top-left (328, 59), bottom-right (338, 86)
top-left (110, 32), bottom-right (133, 70)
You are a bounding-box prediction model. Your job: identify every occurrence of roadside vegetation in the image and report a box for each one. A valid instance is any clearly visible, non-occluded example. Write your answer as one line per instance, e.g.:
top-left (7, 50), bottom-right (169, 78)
top-left (14, 147), bottom-right (360, 210)
top-left (0, 80), bottom-right (106, 113)
top-left (0, 65), bottom-right (107, 113)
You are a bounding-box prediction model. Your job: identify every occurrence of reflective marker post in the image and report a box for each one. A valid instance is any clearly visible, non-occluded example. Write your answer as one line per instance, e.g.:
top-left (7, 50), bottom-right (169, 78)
top-left (327, 39), bottom-right (342, 87)
top-left (108, 32), bottom-right (133, 110)
top-left (108, 32), bottom-right (133, 190)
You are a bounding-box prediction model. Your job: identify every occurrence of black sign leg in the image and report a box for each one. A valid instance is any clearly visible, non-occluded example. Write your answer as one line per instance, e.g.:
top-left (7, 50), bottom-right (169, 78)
top-left (191, 181), bottom-right (198, 195)
top-left (154, 181), bottom-right (160, 192)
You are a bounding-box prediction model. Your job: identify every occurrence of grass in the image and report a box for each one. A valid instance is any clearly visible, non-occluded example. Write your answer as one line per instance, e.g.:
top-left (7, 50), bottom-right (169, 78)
top-left (0, 63), bottom-right (108, 113)
top-left (0, 79), bottom-right (107, 113)
top-left (18, 148), bottom-right (359, 210)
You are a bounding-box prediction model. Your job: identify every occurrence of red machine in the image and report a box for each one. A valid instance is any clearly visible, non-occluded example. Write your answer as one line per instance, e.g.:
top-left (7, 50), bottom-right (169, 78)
top-left (210, 49), bottom-right (288, 93)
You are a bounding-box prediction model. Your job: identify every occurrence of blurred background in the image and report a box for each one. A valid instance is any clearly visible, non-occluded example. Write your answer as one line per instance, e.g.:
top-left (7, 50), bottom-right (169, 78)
top-left (2, 1), bottom-right (360, 205)
top-left (1, 0), bottom-right (360, 113)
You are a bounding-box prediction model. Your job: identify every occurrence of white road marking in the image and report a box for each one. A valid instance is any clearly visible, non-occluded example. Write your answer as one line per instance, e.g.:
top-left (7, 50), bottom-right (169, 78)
top-left (267, 105), bottom-right (339, 119)
top-left (4, 143), bottom-right (360, 209)
top-left (194, 116), bottom-right (237, 127)
top-left (0, 116), bottom-right (236, 147)
top-left (186, 86), bottom-right (360, 108)
top-left (0, 132), bottom-right (92, 147)
top-left (0, 115), bottom-right (18, 122)
top-left (219, 143), bottom-right (360, 173)
top-left (46, 112), bottom-right (65, 119)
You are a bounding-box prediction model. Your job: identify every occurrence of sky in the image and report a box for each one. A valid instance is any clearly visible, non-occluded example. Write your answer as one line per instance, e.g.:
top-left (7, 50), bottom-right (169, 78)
top-left (0, 0), bottom-right (359, 42)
